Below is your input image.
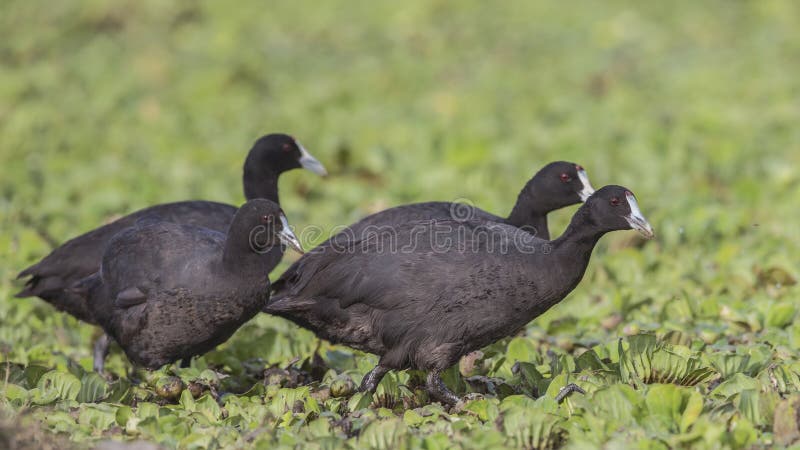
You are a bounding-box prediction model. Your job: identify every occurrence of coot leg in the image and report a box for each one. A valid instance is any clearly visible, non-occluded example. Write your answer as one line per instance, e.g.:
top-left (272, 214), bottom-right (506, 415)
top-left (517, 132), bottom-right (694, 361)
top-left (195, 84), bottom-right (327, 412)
top-left (359, 365), bottom-right (389, 393)
top-left (426, 369), bottom-right (460, 406)
top-left (555, 383), bottom-right (586, 403)
top-left (93, 334), bottom-right (111, 374)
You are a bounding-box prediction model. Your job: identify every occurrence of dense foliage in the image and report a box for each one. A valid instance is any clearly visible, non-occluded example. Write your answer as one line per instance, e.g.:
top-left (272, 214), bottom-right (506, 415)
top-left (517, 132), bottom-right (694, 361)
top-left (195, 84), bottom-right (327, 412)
top-left (1, 1), bottom-right (799, 448)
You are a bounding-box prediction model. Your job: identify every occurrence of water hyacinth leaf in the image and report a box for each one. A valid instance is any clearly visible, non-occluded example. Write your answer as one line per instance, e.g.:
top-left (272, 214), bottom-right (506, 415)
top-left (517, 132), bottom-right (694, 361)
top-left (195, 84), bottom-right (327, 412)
top-left (773, 395), bottom-right (800, 446)
top-left (136, 402), bottom-right (160, 420)
top-left (179, 388), bottom-right (196, 411)
top-left (195, 394), bottom-right (223, 422)
top-left (711, 373), bottom-right (762, 399)
top-left (766, 302), bottom-right (797, 328)
top-left (463, 399), bottom-right (499, 422)
top-left (267, 387), bottom-right (320, 417)
top-left (77, 372), bottom-right (108, 403)
top-left (575, 349), bottom-right (609, 372)
top-left (32, 370), bottom-right (81, 405)
top-left (619, 334), bottom-right (656, 387)
top-left (403, 409), bottom-right (424, 427)
top-left (2, 383), bottom-right (29, 403)
top-left (506, 337), bottom-right (538, 364)
top-left (549, 353), bottom-right (576, 377)
top-left (359, 417), bottom-right (408, 450)
top-left (77, 404), bottom-right (118, 432)
top-left (23, 365), bottom-right (50, 388)
top-left (760, 364), bottom-right (800, 394)
top-left (348, 392), bottom-right (373, 413)
top-left (734, 389), bottom-right (776, 427)
top-left (3, 364), bottom-right (26, 386)
top-left (644, 384), bottom-right (703, 433)
top-left (590, 384), bottom-right (643, 426)
top-left (620, 334), bottom-right (714, 386)
top-left (501, 406), bottom-right (564, 449)
top-left (115, 405), bottom-right (134, 427)
top-left (710, 353), bottom-right (753, 379)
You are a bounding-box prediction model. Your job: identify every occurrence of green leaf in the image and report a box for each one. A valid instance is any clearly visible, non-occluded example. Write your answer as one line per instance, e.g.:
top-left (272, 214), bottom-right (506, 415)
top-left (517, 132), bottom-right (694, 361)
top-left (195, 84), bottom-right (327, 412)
top-left (77, 404), bottom-right (118, 431)
top-left (194, 394), bottom-right (222, 422)
top-left (711, 373), bottom-right (761, 399)
top-left (506, 337), bottom-right (538, 364)
top-left (590, 384), bottom-right (643, 426)
top-left (644, 384), bottom-right (703, 433)
top-left (32, 370), bottom-right (81, 405)
top-left (462, 399), bottom-right (498, 422)
top-left (360, 418), bottom-right (409, 450)
top-left (76, 372), bottom-right (108, 403)
top-left (766, 302), bottom-right (796, 328)
top-left (575, 349), bottom-right (609, 372)
top-left (403, 409), bottom-right (424, 427)
top-left (2, 383), bottom-right (29, 403)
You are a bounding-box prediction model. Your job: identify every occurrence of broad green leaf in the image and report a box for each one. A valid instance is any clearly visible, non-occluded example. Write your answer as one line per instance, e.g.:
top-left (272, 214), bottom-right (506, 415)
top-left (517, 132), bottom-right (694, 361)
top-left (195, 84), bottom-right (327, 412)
top-left (403, 409), bottom-right (424, 427)
top-left (77, 404), bottom-right (118, 431)
top-left (644, 384), bottom-right (703, 433)
top-left (766, 302), bottom-right (796, 328)
top-left (32, 370), bottom-right (81, 405)
top-left (2, 383), bottom-right (29, 402)
top-left (76, 372), bottom-right (108, 403)
top-left (711, 373), bottom-right (761, 399)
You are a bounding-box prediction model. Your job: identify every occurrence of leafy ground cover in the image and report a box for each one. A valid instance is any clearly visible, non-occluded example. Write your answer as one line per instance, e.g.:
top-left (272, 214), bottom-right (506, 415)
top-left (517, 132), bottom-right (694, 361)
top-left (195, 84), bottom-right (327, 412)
top-left (1, 1), bottom-right (799, 448)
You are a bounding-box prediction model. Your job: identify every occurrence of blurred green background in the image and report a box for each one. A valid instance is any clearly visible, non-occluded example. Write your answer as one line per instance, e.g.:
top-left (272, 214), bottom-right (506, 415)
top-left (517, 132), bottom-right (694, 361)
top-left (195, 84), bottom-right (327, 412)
top-left (1, 1), bottom-right (799, 448)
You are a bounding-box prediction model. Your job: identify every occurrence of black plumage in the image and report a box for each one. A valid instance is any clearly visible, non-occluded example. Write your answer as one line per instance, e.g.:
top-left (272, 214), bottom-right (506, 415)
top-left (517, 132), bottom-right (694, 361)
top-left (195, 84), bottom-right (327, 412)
top-left (82, 199), bottom-right (304, 369)
top-left (16, 133), bottom-right (326, 324)
top-left (266, 185), bottom-right (654, 405)
top-left (331, 161), bottom-right (594, 243)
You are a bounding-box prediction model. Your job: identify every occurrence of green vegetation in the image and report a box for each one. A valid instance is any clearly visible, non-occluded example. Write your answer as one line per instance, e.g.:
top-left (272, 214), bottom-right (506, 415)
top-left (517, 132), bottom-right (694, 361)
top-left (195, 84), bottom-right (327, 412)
top-left (2, 1), bottom-right (799, 448)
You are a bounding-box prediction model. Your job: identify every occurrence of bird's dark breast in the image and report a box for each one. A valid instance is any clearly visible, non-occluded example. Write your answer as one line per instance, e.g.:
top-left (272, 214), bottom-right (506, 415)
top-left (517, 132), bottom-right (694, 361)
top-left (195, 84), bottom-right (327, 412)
top-left (124, 287), bottom-right (267, 368)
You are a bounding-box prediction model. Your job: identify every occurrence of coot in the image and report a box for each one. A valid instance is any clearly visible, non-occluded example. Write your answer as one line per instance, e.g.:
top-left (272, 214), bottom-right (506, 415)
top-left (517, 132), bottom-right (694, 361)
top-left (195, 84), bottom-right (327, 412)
top-left (266, 186), bottom-right (653, 405)
top-left (332, 161), bottom-right (593, 242)
top-left (81, 199), bottom-right (304, 369)
top-left (16, 133), bottom-right (325, 324)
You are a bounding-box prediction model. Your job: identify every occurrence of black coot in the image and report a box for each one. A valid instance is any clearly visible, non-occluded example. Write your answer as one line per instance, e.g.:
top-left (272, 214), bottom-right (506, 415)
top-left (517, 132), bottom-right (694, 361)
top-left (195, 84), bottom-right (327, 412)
top-left (334, 161), bottom-right (594, 242)
top-left (266, 186), bottom-right (654, 405)
top-left (16, 133), bottom-right (326, 324)
top-left (81, 199), bottom-right (304, 370)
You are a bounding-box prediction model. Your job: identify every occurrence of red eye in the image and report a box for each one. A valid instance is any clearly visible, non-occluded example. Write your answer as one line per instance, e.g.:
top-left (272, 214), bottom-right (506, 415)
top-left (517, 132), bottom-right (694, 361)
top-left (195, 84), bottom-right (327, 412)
top-left (261, 215), bottom-right (273, 224)
top-left (560, 173), bottom-right (571, 182)
top-left (610, 197), bottom-right (620, 206)
top-left (282, 143), bottom-right (291, 152)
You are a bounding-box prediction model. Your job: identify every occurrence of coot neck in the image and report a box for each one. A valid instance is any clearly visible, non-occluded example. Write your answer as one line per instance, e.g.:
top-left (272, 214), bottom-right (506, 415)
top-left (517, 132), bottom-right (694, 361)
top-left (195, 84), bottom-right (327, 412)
top-left (222, 217), bottom-right (277, 276)
top-left (243, 168), bottom-right (280, 204)
top-left (546, 206), bottom-right (606, 288)
top-left (506, 210), bottom-right (549, 240)
top-left (506, 183), bottom-right (550, 239)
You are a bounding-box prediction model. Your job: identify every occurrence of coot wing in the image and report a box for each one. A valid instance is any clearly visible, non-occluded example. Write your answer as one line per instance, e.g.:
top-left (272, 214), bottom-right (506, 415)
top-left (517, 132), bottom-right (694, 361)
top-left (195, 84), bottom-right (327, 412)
top-left (115, 287), bottom-right (147, 308)
top-left (271, 219), bottom-right (540, 312)
top-left (100, 220), bottom-right (225, 298)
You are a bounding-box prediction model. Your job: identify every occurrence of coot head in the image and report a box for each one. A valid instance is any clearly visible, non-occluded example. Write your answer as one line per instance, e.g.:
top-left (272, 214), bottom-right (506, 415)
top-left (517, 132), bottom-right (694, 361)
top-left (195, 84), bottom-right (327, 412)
top-left (534, 161), bottom-right (595, 203)
top-left (584, 185), bottom-right (655, 238)
top-left (246, 134), bottom-right (328, 176)
top-left (232, 199), bottom-right (305, 255)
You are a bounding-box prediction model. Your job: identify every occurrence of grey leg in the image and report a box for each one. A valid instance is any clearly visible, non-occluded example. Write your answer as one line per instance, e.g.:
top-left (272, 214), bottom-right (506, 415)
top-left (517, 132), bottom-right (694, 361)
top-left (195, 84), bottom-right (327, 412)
top-left (555, 383), bottom-right (586, 403)
top-left (93, 333), bottom-right (111, 374)
top-left (359, 365), bottom-right (390, 393)
top-left (426, 369), bottom-right (460, 406)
